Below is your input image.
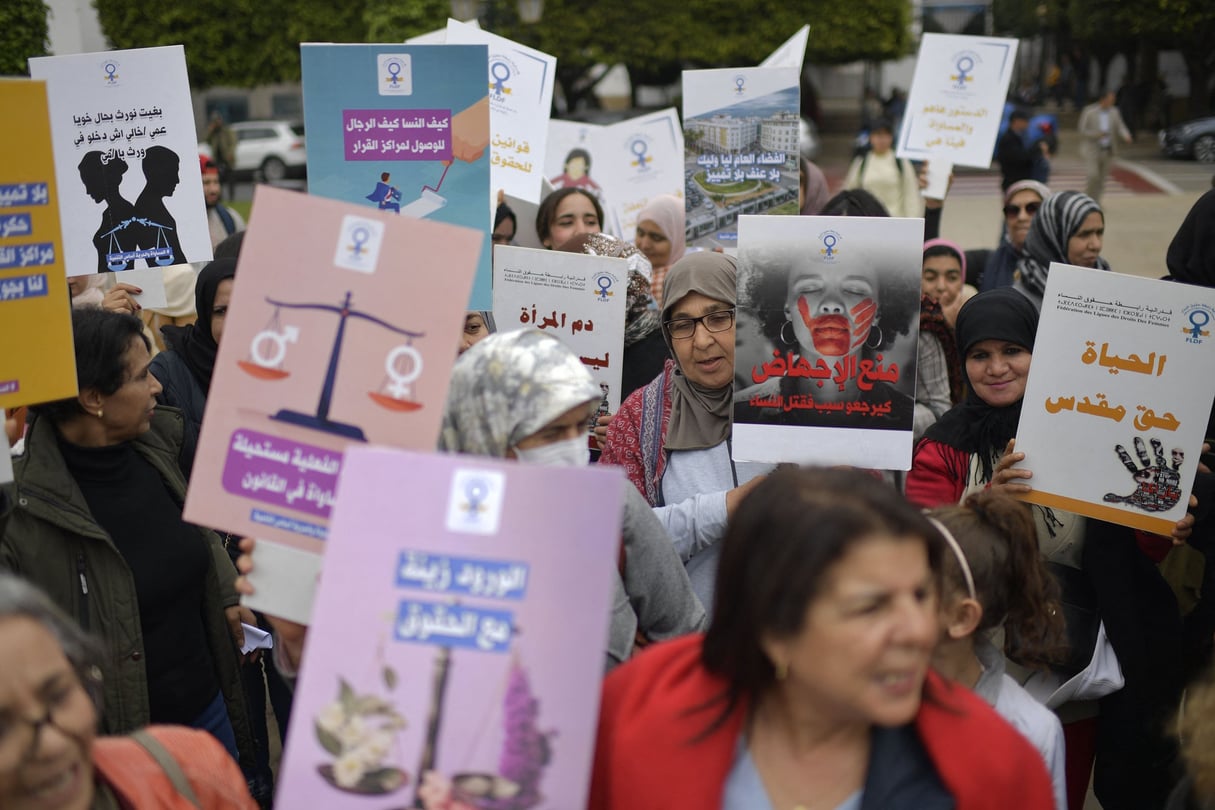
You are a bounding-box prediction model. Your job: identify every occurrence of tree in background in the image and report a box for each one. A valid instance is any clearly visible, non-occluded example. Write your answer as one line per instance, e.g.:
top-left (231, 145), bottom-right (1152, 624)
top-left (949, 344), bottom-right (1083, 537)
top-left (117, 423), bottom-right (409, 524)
top-left (0, 0), bottom-right (48, 76)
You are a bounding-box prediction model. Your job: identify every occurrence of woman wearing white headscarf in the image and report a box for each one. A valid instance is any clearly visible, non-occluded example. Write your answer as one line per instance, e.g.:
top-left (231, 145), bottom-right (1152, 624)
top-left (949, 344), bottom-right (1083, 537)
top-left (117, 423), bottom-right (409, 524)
top-left (634, 195), bottom-right (686, 307)
top-left (439, 329), bottom-right (705, 667)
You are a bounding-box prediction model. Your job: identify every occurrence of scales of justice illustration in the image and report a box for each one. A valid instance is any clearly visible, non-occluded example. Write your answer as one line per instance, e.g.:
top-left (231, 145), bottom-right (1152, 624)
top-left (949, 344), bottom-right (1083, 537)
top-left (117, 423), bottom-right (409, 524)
top-left (237, 290), bottom-right (426, 440)
top-left (101, 216), bottom-right (177, 271)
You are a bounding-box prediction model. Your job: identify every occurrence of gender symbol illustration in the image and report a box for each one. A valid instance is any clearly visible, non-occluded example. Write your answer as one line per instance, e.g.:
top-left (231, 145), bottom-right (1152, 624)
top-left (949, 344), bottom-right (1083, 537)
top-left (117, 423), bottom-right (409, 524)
top-left (237, 290), bottom-right (426, 441)
top-left (1102, 436), bottom-right (1184, 512)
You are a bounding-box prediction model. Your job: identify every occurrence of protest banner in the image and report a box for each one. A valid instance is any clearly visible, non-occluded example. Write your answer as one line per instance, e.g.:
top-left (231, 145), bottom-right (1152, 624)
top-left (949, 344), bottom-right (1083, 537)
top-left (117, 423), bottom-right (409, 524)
top-left (446, 21), bottom-right (556, 206)
top-left (682, 67), bottom-right (800, 251)
top-left (300, 42), bottom-right (492, 309)
top-left (185, 186), bottom-right (480, 616)
top-left (29, 46), bottom-right (210, 278)
top-left (274, 446), bottom-right (622, 809)
top-left (493, 245), bottom-right (627, 414)
top-left (1014, 264), bottom-right (1215, 535)
top-left (0, 79), bottom-right (76, 409)
top-left (897, 33), bottom-right (1019, 168)
top-left (733, 214), bottom-right (923, 469)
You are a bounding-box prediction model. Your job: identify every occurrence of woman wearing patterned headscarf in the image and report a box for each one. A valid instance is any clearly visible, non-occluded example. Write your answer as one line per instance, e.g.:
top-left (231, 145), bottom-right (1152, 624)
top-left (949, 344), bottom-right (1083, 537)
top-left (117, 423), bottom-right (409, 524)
top-left (601, 254), bottom-right (772, 612)
top-left (633, 195), bottom-right (686, 307)
top-left (1014, 190), bottom-right (1107, 309)
top-left (439, 329), bottom-right (705, 667)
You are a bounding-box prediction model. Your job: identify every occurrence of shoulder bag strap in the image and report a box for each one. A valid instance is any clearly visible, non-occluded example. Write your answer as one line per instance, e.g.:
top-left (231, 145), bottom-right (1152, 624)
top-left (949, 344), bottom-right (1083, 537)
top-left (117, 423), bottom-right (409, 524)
top-left (130, 729), bottom-right (203, 809)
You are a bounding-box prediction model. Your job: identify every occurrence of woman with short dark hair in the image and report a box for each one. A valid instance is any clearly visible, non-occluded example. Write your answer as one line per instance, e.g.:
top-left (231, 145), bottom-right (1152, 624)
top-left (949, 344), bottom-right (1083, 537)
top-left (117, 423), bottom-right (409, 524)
top-left (590, 467), bottom-right (1055, 809)
top-left (1, 307), bottom-right (253, 768)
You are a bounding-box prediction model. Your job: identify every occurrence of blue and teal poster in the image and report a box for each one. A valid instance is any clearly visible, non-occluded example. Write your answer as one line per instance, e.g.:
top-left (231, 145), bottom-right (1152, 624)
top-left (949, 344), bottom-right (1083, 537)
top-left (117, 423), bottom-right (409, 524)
top-left (302, 44), bottom-right (492, 308)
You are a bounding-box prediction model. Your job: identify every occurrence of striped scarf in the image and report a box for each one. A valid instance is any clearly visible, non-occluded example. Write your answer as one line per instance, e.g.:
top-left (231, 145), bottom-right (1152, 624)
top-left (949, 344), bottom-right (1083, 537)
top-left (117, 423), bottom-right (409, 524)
top-left (1016, 190), bottom-right (1109, 298)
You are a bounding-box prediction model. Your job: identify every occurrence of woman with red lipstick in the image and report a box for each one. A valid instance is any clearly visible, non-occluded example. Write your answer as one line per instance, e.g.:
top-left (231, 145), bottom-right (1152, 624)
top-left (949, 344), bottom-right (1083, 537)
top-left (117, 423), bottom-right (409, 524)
top-left (589, 468), bottom-right (1056, 809)
top-left (0, 308), bottom-right (254, 771)
top-left (734, 238), bottom-right (919, 430)
top-left (0, 574), bottom-right (256, 809)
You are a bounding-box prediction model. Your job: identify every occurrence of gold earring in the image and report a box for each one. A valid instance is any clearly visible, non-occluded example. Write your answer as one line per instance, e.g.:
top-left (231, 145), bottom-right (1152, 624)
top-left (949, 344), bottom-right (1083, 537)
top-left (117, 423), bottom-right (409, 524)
top-left (96, 409), bottom-right (104, 419)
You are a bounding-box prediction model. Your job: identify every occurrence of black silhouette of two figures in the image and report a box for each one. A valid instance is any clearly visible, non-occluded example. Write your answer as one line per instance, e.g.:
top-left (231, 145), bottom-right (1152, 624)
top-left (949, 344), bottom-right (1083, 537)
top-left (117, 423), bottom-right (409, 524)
top-left (1104, 436), bottom-right (1185, 513)
top-left (79, 146), bottom-right (187, 273)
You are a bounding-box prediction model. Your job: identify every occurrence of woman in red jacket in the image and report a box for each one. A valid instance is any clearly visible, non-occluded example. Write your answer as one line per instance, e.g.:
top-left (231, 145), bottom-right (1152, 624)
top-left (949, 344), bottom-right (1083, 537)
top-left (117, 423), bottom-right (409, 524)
top-left (590, 467), bottom-right (1055, 810)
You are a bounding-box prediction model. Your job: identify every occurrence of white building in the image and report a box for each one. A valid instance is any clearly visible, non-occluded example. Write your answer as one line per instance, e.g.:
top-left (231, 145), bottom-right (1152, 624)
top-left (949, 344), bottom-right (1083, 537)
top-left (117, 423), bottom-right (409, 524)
top-left (693, 115), bottom-right (759, 153)
top-left (760, 112), bottom-right (799, 153)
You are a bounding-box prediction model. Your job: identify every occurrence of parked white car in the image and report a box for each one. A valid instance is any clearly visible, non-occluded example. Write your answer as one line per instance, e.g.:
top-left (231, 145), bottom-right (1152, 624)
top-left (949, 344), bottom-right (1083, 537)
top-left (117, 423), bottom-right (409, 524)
top-left (199, 120), bottom-right (306, 181)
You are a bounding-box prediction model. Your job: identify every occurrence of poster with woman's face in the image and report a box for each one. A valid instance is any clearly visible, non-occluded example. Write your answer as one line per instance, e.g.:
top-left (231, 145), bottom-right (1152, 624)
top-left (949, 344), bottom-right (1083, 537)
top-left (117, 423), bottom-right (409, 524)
top-left (732, 215), bottom-right (924, 470)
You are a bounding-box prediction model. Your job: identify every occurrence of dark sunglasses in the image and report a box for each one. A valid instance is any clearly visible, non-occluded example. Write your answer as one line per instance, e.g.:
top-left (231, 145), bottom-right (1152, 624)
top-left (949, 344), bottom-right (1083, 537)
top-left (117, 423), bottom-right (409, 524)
top-left (1003, 201), bottom-right (1041, 217)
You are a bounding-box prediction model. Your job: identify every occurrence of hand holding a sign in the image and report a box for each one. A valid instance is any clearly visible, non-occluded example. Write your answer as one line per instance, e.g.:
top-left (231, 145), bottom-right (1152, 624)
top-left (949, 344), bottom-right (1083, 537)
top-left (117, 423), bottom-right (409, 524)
top-left (990, 439), bottom-right (1033, 495)
top-left (1103, 437), bottom-right (1184, 513)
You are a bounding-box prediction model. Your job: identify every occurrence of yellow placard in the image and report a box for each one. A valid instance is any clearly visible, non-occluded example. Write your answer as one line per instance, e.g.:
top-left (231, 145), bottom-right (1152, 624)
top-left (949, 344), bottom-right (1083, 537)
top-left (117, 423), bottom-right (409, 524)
top-left (0, 79), bottom-right (75, 410)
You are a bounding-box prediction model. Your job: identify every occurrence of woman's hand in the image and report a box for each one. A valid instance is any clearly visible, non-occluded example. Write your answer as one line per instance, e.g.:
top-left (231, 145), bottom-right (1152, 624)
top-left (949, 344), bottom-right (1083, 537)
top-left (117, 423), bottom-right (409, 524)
top-left (101, 283), bottom-right (142, 315)
top-left (235, 537), bottom-right (309, 672)
top-left (990, 439), bottom-right (1033, 494)
top-left (726, 475), bottom-right (766, 517)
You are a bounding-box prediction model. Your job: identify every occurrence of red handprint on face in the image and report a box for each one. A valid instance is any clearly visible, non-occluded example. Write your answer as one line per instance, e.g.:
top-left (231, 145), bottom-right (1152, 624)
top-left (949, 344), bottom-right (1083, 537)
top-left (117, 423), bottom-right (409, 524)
top-left (1103, 436), bottom-right (1183, 512)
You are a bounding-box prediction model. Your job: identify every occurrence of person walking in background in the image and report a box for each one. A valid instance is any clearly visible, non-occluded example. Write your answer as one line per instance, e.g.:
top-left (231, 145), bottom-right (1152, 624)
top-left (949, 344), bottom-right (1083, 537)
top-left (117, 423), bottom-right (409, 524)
top-left (205, 111), bottom-right (238, 199)
top-left (997, 110), bottom-right (1046, 192)
top-left (201, 156), bottom-right (245, 251)
top-left (1078, 91), bottom-right (1132, 203)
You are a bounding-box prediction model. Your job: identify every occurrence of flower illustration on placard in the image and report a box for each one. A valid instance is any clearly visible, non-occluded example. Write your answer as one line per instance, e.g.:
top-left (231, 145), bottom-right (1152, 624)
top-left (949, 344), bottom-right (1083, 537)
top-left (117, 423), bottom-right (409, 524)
top-left (315, 669), bottom-right (409, 794)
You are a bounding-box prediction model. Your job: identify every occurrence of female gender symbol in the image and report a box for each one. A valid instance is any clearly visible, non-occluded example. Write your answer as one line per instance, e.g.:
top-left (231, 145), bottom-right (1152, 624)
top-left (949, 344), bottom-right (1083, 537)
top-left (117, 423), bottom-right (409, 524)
top-left (250, 325), bottom-right (300, 368)
top-left (1187, 309), bottom-right (1211, 339)
top-left (597, 275), bottom-right (614, 299)
top-left (104, 63), bottom-right (117, 82)
top-left (734, 76), bottom-right (746, 95)
top-left (350, 226), bottom-right (370, 256)
top-left (386, 61), bottom-right (402, 86)
top-left (490, 62), bottom-right (511, 95)
top-left (383, 344), bottom-right (423, 399)
top-left (464, 478), bottom-right (489, 517)
top-left (631, 139), bottom-right (649, 168)
top-left (955, 56), bottom-right (975, 86)
top-left (823, 234), bottom-right (837, 257)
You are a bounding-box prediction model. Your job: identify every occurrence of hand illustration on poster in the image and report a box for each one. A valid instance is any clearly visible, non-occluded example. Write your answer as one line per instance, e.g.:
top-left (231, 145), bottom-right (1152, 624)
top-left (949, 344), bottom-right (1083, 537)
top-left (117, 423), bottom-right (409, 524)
top-left (1102, 437), bottom-right (1184, 512)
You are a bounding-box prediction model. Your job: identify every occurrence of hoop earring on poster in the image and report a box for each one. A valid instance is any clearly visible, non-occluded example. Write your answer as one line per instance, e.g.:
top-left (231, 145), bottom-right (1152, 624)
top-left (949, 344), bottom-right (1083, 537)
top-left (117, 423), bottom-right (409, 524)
top-left (779, 320), bottom-right (798, 347)
top-left (865, 323), bottom-right (885, 350)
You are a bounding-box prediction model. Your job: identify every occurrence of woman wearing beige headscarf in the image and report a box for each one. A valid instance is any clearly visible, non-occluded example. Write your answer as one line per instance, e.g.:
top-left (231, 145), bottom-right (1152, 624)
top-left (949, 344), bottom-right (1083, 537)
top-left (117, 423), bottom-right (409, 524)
top-left (633, 195), bottom-right (686, 307)
top-left (601, 253), bottom-right (771, 612)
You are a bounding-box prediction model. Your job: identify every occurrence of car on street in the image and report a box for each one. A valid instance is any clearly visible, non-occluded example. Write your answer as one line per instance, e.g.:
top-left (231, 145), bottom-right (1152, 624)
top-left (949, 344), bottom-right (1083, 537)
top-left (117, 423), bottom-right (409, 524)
top-left (1159, 116), bottom-right (1215, 163)
top-left (199, 120), bottom-right (307, 181)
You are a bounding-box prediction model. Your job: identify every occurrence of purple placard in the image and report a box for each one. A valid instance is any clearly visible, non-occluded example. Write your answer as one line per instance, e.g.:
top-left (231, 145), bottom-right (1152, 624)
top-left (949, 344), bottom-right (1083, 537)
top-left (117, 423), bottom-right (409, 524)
top-left (221, 428), bottom-right (342, 518)
top-left (342, 109), bottom-right (452, 161)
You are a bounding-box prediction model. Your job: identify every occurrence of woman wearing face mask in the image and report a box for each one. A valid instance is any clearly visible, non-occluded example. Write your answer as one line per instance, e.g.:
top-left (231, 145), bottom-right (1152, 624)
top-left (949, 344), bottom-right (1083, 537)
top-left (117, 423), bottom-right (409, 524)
top-left (0, 573), bottom-right (257, 809)
top-left (601, 254), bottom-right (771, 613)
top-left (982, 180), bottom-right (1051, 292)
top-left (439, 329), bottom-right (705, 667)
top-left (1013, 191), bottom-right (1107, 309)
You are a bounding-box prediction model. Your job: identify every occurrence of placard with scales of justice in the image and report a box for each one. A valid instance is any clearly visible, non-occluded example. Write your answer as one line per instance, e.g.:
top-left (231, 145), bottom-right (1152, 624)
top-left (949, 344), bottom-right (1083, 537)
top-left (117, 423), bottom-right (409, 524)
top-left (185, 185), bottom-right (481, 555)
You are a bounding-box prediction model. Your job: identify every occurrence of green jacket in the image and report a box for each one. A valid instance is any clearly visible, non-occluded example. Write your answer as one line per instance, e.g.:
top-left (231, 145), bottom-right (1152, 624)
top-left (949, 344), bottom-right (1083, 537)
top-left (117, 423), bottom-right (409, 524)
top-left (0, 407), bottom-right (254, 767)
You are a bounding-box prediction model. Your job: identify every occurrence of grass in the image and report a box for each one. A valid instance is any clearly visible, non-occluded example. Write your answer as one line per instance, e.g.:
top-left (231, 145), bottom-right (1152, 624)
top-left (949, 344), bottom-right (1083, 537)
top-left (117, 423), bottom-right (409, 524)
top-left (227, 200), bottom-right (253, 222)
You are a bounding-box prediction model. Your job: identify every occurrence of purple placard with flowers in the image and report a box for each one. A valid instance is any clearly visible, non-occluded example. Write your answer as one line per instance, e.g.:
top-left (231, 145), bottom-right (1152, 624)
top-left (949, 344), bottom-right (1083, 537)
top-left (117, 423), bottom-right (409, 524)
top-left (275, 447), bottom-right (623, 809)
top-left (220, 428), bottom-right (341, 518)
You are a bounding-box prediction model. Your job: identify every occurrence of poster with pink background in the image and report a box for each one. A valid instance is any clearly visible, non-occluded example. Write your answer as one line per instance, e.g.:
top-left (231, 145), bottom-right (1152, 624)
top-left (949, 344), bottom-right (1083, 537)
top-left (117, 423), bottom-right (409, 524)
top-left (184, 185), bottom-right (481, 554)
top-left (275, 446), bottom-right (623, 809)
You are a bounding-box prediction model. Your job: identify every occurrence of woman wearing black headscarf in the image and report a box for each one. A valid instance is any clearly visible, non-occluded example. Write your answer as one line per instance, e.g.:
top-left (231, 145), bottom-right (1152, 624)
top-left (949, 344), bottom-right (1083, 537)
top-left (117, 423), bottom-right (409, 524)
top-left (149, 258), bottom-right (236, 478)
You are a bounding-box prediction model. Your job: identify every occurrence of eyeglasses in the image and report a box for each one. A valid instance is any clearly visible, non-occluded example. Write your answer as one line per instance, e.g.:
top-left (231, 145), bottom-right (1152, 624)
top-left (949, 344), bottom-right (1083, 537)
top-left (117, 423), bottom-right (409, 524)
top-left (1003, 201), bottom-right (1041, 217)
top-left (664, 309), bottom-right (736, 340)
top-left (0, 676), bottom-right (92, 769)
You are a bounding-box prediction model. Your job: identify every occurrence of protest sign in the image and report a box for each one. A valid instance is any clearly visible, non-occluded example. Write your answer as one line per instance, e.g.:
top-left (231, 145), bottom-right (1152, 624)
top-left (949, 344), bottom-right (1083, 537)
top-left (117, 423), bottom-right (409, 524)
top-left (29, 46), bottom-right (210, 276)
top-left (760, 25), bottom-right (811, 70)
top-left (1014, 264), bottom-right (1215, 535)
top-left (733, 214), bottom-right (923, 469)
top-left (493, 245), bottom-right (627, 414)
top-left (185, 186), bottom-right (480, 589)
top-left (596, 109), bottom-right (685, 244)
top-left (301, 43), bottom-right (492, 309)
top-left (446, 21), bottom-right (556, 206)
top-left (682, 67), bottom-right (800, 251)
top-left (274, 447), bottom-right (622, 809)
top-left (0, 79), bottom-right (76, 409)
top-left (897, 33), bottom-right (1019, 168)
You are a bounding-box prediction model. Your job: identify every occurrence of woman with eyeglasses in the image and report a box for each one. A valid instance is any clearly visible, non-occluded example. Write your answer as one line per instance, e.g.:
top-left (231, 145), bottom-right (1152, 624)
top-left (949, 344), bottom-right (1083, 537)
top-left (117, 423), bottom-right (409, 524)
top-left (0, 573), bottom-right (256, 809)
top-left (981, 180), bottom-right (1051, 292)
top-left (601, 254), bottom-right (772, 613)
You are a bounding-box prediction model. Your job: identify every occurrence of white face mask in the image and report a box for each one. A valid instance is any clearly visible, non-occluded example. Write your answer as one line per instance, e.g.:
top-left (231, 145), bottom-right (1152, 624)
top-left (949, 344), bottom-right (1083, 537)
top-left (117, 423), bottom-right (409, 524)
top-left (513, 435), bottom-right (589, 467)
